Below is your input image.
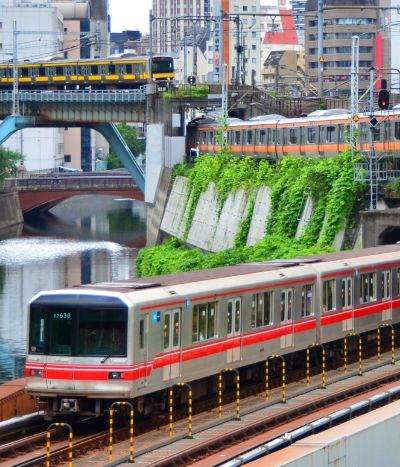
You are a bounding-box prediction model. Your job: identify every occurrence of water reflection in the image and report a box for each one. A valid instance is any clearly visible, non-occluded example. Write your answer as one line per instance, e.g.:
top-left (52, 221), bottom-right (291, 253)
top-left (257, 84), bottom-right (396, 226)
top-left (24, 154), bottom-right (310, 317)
top-left (0, 195), bottom-right (146, 383)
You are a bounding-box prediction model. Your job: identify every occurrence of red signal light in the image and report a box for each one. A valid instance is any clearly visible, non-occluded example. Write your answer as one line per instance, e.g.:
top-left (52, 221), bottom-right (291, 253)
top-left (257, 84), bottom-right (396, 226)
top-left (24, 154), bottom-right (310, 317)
top-left (378, 89), bottom-right (390, 110)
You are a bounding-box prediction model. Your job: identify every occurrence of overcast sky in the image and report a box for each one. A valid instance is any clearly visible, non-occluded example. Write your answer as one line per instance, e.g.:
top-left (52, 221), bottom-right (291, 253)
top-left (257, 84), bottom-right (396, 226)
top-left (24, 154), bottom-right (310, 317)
top-left (108, 0), bottom-right (271, 34)
top-left (109, 0), bottom-right (152, 33)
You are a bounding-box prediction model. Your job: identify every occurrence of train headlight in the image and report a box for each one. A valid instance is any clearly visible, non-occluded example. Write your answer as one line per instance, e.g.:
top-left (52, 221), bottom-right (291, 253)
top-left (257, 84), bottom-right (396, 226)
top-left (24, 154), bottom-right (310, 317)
top-left (29, 369), bottom-right (43, 377)
top-left (108, 372), bottom-right (123, 380)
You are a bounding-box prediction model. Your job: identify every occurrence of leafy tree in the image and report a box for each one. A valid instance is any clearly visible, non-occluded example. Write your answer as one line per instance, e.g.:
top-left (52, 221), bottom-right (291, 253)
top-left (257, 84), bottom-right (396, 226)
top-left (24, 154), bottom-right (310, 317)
top-left (107, 124), bottom-right (145, 169)
top-left (0, 147), bottom-right (24, 186)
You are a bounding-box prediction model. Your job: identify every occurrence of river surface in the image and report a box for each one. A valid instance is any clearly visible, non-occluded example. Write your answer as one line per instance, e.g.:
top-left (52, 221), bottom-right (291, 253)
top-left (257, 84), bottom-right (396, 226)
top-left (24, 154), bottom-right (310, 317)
top-left (0, 195), bottom-right (146, 383)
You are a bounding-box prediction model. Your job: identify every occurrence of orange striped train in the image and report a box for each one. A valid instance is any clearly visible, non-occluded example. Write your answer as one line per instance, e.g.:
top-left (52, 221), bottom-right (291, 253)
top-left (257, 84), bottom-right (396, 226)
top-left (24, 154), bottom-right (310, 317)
top-left (186, 108), bottom-right (400, 159)
top-left (26, 245), bottom-right (400, 418)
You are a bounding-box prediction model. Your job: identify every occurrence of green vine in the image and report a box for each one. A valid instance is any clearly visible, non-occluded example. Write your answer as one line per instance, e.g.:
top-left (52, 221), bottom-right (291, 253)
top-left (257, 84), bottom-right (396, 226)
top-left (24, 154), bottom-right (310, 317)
top-left (137, 150), bottom-right (366, 277)
top-left (234, 191), bottom-right (256, 248)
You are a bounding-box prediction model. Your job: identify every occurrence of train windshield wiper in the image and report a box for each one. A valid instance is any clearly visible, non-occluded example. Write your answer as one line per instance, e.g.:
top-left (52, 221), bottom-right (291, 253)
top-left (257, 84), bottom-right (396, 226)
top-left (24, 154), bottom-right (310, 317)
top-left (101, 355), bottom-right (111, 364)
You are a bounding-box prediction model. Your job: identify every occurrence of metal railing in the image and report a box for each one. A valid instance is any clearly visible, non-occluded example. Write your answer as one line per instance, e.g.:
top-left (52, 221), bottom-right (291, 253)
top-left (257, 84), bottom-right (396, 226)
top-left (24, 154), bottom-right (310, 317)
top-left (0, 88), bottom-right (147, 103)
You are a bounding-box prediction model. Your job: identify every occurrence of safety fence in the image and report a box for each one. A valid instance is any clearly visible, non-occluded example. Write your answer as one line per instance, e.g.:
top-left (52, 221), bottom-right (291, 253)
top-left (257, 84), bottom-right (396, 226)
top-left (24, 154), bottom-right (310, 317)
top-left (44, 326), bottom-right (398, 464)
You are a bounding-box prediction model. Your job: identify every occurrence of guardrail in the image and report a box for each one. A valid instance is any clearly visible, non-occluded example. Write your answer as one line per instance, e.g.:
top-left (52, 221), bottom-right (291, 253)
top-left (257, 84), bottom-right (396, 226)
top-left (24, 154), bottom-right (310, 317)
top-left (4, 175), bottom-right (137, 190)
top-left (0, 89), bottom-right (147, 103)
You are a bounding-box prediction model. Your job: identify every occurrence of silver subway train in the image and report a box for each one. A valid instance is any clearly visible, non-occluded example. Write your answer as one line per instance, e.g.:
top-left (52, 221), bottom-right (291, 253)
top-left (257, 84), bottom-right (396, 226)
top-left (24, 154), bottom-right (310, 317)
top-left (26, 245), bottom-right (400, 418)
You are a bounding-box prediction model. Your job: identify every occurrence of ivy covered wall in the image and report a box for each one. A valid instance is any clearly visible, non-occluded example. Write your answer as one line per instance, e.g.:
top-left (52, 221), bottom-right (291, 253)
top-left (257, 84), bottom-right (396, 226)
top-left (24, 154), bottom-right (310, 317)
top-left (137, 151), bottom-right (366, 277)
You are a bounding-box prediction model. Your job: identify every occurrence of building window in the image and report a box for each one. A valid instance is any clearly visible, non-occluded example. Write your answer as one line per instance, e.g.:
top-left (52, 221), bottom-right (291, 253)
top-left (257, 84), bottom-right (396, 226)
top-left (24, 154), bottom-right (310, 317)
top-left (251, 292), bottom-right (273, 328)
top-left (301, 284), bottom-right (314, 317)
top-left (192, 302), bottom-right (217, 342)
top-left (243, 5), bottom-right (248, 11)
top-left (64, 154), bottom-right (71, 163)
top-left (359, 272), bottom-right (376, 304)
top-left (322, 279), bottom-right (336, 312)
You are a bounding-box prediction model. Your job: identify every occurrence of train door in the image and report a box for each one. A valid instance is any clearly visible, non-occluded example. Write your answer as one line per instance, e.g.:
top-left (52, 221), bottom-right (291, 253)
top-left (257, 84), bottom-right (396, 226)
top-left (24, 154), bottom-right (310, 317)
top-left (227, 298), bottom-right (242, 363)
top-left (137, 315), bottom-right (149, 387)
top-left (280, 288), bottom-right (294, 349)
top-left (341, 277), bottom-right (354, 331)
top-left (162, 308), bottom-right (181, 381)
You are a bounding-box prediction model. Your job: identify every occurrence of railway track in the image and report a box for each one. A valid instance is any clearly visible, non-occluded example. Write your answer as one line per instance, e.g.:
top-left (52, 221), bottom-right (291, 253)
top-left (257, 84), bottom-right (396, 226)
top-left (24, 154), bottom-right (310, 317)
top-left (5, 347), bottom-right (400, 467)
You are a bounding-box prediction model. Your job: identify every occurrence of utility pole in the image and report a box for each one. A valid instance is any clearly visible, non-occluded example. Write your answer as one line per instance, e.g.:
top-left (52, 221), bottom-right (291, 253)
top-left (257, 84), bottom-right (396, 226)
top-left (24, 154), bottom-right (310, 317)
top-left (220, 10), bottom-right (225, 87)
top-left (192, 21), bottom-right (198, 79)
top-left (368, 67), bottom-right (378, 210)
top-left (235, 16), bottom-right (241, 86)
top-left (317, 0), bottom-right (324, 97)
top-left (12, 20), bottom-right (19, 116)
top-left (350, 35), bottom-right (359, 157)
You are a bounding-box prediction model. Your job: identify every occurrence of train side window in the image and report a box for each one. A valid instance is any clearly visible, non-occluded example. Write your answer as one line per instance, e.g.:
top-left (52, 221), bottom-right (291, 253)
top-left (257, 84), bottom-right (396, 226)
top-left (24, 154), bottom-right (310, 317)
top-left (246, 130), bottom-right (253, 145)
top-left (381, 270), bottom-right (391, 300)
top-left (318, 126), bottom-right (324, 144)
top-left (326, 126), bottom-right (335, 143)
top-left (371, 127), bottom-right (380, 142)
top-left (251, 292), bottom-right (273, 328)
top-left (338, 125), bottom-right (345, 143)
top-left (56, 66), bottom-right (63, 75)
top-left (397, 269), bottom-right (400, 296)
top-left (385, 121), bottom-right (390, 141)
top-left (202, 132), bottom-right (207, 145)
top-left (139, 318), bottom-right (145, 350)
top-left (394, 122), bottom-right (400, 140)
top-left (282, 128), bottom-right (287, 144)
top-left (126, 64), bottom-right (133, 74)
top-left (359, 272), bottom-right (376, 304)
top-left (39, 66), bottom-right (46, 77)
top-left (235, 131), bottom-right (241, 145)
top-left (341, 277), bottom-right (353, 309)
top-left (281, 288), bottom-right (293, 322)
top-left (109, 64), bottom-right (116, 74)
top-left (301, 284), bottom-right (314, 317)
top-left (163, 313), bottom-right (170, 350)
top-left (21, 67), bottom-right (29, 78)
top-left (259, 129), bottom-right (266, 144)
top-left (91, 65), bottom-right (99, 75)
top-left (289, 128), bottom-right (297, 144)
top-left (322, 279), bottom-right (336, 312)
top-left (271, 129), bottom-right (276, 144)
top-left (192, 302), bottom-right (217, 342)
top-left (307, 127), bottom-right (316, 143)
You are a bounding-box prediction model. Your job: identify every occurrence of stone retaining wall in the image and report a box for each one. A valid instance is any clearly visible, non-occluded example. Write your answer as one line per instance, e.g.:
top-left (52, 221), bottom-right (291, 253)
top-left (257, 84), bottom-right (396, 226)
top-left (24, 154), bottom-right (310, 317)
top-left (0, 191), bottom-right (23, 233)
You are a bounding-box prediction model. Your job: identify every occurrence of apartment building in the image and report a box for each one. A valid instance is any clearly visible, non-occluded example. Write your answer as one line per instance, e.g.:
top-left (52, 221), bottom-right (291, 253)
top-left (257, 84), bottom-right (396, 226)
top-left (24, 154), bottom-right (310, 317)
top-left (305, 0), bottom-right (391, 96)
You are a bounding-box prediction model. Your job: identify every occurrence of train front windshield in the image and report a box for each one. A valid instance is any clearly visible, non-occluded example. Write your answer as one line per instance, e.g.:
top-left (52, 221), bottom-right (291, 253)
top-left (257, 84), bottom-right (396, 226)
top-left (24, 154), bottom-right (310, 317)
top-left (151, 57), bottom-right (174, 74)
top-left (29, 305), bottom-right (127, 357)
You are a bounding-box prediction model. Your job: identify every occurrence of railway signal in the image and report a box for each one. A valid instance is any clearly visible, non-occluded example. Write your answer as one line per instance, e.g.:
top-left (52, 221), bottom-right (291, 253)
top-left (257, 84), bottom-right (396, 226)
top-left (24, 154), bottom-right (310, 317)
top-left (187, 75), bottom-right (196, 86)
top-left (378, 89), bottom-right (390, 110)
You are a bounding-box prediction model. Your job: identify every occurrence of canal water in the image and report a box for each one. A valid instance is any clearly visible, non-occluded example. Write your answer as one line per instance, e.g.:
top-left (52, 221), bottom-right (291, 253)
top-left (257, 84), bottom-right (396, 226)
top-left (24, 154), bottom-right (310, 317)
top-left (0, 195), bottom-right (146, 383)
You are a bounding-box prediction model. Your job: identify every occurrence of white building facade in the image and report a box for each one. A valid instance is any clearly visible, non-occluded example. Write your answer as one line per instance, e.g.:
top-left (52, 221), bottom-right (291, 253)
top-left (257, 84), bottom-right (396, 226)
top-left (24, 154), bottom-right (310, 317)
top-left (0, 0), bottom-right (109, 171)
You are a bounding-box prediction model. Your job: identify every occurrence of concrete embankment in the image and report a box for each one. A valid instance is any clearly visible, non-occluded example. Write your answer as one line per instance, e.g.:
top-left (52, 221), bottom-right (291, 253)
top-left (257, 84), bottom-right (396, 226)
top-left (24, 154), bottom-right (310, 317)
top-left (0, 191), bottom-right (23, 234)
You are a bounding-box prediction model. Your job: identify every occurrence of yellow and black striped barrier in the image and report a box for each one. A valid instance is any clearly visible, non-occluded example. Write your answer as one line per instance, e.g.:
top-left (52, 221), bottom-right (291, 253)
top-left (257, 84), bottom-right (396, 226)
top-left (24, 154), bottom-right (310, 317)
top-left (46, 422), bottom-right (73, 467)
top-left (306, 342), bottom-right (326, 389)
top-left (378, 323), bottom-right (395, 364)
top-left (168, 382), bottom-right (193, 439)
top-left (108, 401), bottom-right (134, 463)
top-left (218, 368), bottom-right (241, 420)
top-left (265, 354), bottom-right (286, 403)
top-left (344, 332), bottom-right (363, 376)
